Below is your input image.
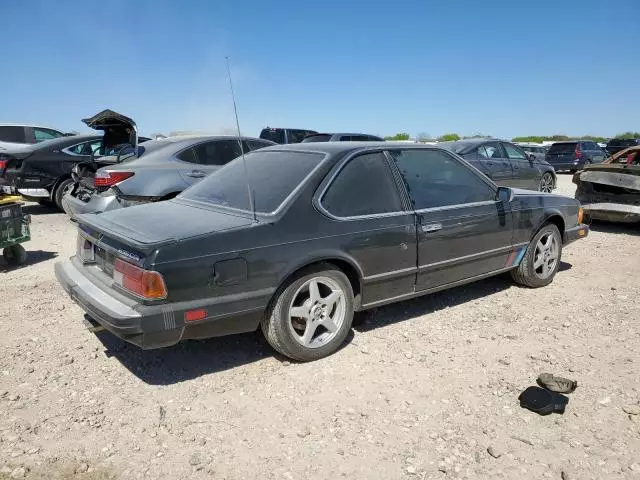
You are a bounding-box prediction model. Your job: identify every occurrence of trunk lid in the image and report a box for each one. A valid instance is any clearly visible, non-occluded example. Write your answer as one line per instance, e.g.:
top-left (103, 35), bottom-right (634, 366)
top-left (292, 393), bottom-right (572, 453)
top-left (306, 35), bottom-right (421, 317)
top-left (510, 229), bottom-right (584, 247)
top-left (76, 199), bottom-right (255, 251)
top-left (83, 109), bottom-right (138, 153)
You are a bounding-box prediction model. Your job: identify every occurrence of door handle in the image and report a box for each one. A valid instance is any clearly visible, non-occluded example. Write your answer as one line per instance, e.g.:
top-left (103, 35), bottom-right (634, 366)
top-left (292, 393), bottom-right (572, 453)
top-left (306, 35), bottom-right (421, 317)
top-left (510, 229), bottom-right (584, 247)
top-left (421, 223), bottom-right (442, 233)
top-left (186, 170), bottom-right (206, 178)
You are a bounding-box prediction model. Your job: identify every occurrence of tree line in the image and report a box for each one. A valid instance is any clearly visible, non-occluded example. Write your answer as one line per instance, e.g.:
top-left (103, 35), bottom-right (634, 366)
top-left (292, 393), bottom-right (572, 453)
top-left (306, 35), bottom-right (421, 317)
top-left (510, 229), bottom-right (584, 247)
top-left (383, 132), bottom-right (640, 143)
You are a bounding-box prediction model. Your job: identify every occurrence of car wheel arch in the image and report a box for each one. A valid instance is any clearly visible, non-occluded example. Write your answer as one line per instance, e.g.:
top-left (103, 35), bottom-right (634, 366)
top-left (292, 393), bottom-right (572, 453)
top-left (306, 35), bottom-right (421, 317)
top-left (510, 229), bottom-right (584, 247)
top-left (273, 256), bottom-right (364, 310)
top-left (51, 174), bottom-right (72, 199)
top-left (537, 213), bottom-right (565, 241)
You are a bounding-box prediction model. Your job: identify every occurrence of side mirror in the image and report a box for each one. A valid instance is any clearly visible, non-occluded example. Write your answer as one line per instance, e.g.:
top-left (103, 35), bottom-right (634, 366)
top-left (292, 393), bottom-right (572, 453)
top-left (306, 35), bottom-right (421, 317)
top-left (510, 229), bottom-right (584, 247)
top-left (497, 186), bottom-right (514, 203)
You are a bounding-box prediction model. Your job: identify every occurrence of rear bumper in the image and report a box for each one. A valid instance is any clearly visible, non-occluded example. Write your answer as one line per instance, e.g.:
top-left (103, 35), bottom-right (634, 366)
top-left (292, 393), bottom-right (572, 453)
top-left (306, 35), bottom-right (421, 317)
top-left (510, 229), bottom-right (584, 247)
top-left (548, 162), bottom-right (581, 171)
top-left (55, 257), bottom-right (273, 349)
top-left (62, 191), bottom-right (120, 217)
top-left (564, 223), bottom-right (589, 245)
top-left (582, 203), bottom-right (640, 223)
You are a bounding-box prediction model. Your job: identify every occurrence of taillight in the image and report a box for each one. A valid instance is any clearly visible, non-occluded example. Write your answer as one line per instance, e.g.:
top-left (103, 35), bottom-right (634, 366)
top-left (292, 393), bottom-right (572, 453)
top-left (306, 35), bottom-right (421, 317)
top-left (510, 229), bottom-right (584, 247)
top-left (94, 171), bottom-right (134, 187)
top-left (575, 145), bottom-right (582, 159)
top-left (0, 160), bottom-right (7, 172)
top-left (113, 258), bottom-right (167, 300)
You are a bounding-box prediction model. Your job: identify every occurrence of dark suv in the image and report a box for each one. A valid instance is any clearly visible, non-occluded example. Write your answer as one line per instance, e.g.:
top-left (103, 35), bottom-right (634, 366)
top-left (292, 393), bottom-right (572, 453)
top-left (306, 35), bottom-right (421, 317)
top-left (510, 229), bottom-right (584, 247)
top-left (606, 138), bottom-right (640, 156)
top-left (301, 133), bottom-right (384, 142)
top-left (545, 141), bottom-right (606, 173)
top-left (259, 127), bottom-right (317, 144)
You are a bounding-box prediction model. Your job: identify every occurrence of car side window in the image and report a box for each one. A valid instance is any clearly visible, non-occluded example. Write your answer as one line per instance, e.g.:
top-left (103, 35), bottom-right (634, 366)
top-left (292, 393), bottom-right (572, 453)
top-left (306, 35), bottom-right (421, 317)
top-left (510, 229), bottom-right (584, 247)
top-left (389, 149), bottom-right (495, 210)
top-left (0, 126), bottom-right (26, 143)
top-left (477, 142), bottom-right (505, 160)
top-left (246, 140), bottom-right (271, 151)
top-left (286, 130), bottom-right (309, 144)
top-left (193, 140), bottom-right (243, 166)
top-left (34, 128), bottom-right (63, 142)
top-left (177, 147), bottom-right (199, 164)
top-left (68, 140), bottom-right (103, 155)
top-left (503, 143), bottom-right (527, 160)
top-left (322, 152), bottom-right (403, 217)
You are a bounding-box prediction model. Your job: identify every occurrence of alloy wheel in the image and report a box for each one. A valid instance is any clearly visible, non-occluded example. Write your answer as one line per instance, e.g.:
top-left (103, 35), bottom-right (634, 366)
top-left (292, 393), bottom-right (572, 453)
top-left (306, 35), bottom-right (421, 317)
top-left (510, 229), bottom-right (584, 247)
top-left (287, 276), bottom-right (346, 349)
top-left (533, 231), bottom-right (559, 279)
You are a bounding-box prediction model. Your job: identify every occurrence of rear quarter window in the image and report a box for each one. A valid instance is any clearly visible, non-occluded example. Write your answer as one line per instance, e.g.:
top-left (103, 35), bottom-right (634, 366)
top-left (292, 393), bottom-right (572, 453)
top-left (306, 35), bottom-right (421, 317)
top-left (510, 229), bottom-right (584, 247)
top-left (0, 126), bottom-right (26, 144)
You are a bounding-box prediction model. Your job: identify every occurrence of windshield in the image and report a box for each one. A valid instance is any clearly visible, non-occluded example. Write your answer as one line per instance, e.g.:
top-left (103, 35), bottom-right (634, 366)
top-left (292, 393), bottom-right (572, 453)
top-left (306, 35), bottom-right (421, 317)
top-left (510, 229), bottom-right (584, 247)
top-left (548, 143), bottom-right (577, 153)
top-left (259, 129), bottom-right (285, 144)
top-left (181, 150), bottom-right (325, 213)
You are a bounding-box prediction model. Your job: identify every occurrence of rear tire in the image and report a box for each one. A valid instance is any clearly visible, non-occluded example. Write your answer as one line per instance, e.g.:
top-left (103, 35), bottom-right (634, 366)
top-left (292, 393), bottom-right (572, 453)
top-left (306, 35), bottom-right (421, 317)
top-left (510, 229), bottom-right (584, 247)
top-left (261, 264), bottom-right (354, 362)
top-left (511, 224), bottom-right (562, 288)
top-left (3, 244), bottom-right (27, 266)
top-left (54, 178), bottom-right (75, 211)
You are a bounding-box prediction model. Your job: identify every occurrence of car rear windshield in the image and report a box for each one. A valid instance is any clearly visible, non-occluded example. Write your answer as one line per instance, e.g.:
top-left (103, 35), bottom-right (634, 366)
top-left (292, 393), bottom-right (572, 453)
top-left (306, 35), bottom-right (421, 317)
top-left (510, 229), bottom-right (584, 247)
top-left (259, 129), bottom-right (285, 144)
top-left (437, 141), bottom-right (474, 155)
top-left (180, 150), bottom-right (325, 213)
top-left (301, 134), bottom-right (332, 143)
top-left (548, 143), bottom-right (577, 153)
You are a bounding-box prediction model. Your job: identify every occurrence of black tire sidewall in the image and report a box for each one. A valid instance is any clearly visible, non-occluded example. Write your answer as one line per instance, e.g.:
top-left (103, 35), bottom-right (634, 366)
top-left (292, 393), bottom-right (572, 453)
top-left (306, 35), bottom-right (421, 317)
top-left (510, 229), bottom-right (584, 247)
top-left (3, 244), bottom-right (26, 266)
top-left (522, 224), bottom-right (562, 287)
top-left (271, 268), bottom-right (354, 361)
top-left (54, 178), bottom-right (74, 210)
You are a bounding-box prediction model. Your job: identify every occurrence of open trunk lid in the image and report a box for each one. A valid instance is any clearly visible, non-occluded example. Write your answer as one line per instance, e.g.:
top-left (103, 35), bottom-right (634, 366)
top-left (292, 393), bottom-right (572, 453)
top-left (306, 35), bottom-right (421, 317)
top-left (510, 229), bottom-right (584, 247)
top-left (83, 109), bottom-right (138, 152)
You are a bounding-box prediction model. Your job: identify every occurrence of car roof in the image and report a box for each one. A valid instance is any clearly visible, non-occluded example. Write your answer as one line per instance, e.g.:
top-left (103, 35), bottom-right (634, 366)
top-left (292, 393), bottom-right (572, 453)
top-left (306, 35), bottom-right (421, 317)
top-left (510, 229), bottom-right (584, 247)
top-left (0, 123), bottom-right (64, 130)
top-left (259, 141), bottom-right (440, 155)
top-left (308, 133), bottom-right (380, 137)
top-left (158, 135), bottom-right (269, 143)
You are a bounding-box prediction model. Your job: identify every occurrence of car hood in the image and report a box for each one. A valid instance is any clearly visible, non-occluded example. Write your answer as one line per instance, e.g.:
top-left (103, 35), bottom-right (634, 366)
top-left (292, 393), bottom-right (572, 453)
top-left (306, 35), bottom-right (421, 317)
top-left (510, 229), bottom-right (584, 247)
top-left (76, 199), bottom-right (254, 249)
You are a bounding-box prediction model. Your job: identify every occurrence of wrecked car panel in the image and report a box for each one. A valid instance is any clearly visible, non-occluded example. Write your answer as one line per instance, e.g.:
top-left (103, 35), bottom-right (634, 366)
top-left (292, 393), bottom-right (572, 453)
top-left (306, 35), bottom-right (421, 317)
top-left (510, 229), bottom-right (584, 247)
top-left (574, 149), bottom-right (640, 222)
top-left (82, 109), bottom-right (138, 151)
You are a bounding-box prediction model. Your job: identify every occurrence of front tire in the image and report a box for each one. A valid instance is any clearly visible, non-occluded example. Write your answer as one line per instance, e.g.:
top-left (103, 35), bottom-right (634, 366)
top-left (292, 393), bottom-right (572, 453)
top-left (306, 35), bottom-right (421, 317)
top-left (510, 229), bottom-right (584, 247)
top-left (511, 224), bottom-right (562, 288)
top-left (261, 265), bottom-right (354, 361)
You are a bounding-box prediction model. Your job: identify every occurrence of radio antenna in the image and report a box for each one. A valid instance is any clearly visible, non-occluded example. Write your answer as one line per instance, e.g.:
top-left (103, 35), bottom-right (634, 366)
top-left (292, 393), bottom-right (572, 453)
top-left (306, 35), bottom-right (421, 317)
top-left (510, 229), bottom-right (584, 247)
top-left (225, 56), bottom-right (256, 222)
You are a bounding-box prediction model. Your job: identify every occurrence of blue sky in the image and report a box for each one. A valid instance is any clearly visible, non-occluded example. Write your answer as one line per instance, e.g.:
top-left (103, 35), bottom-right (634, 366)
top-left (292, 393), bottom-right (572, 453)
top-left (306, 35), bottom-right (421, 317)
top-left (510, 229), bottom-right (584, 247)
top-left (2, 0), bottom-right (638, 139)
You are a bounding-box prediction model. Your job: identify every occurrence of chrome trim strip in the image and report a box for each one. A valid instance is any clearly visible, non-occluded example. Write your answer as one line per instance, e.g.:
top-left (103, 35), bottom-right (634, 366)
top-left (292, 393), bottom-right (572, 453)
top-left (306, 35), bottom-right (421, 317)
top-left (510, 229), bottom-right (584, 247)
top-left (414, 200), bottom-right (499, 214)
top-left (361, 266), bottom-right (516, 309)
top-left (417, 242), bottom-right (528, 271)
top-left (362, 266), bottom-right (418, 283)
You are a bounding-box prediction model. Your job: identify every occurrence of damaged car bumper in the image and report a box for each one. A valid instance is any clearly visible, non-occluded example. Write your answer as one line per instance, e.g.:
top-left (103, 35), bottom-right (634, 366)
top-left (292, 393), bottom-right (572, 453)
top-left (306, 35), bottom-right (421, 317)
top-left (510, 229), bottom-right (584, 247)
top-left (574, 165), bottom-right (640, 223)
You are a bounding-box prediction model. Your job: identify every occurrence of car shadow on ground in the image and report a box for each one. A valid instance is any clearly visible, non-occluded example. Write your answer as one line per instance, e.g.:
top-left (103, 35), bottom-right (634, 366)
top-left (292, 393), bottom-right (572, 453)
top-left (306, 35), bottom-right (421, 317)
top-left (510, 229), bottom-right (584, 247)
top-left (97, 328), bottom-right (355, 386)
top-left (21, 203), bottom-right (61, 216)
top-left (99, 267), bottom-right (573, 385)
top-left (589, 220), bottom-right (640, 236)
top-left (0, 249), bottom-right (57, 272)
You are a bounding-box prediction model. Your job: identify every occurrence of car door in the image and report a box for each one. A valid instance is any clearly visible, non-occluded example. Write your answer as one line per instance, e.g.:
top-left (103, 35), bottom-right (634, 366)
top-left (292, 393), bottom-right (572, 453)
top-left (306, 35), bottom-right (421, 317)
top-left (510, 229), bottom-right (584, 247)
top-left (502, 142), bottom-right (540, 190)
top-left (387, 148), bottom-right (514, 291)
top-left (473, 142), bottom-right (514, 186)
top-left (177, 139), bottom-right (243, 186)
top-left (318, 151), bottom-right (417, 306)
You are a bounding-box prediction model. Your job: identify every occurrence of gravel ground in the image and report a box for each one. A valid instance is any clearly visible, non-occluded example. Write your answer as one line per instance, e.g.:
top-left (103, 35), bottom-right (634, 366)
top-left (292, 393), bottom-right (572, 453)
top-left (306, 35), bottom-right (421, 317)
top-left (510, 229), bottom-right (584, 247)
top-left (1, 174), bottom-right (639, 480)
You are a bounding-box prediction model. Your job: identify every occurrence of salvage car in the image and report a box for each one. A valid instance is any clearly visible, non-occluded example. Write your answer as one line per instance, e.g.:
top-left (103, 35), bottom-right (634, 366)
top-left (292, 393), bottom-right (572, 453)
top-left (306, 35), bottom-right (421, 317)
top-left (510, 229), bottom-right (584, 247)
top-left (0, 110), bottom-right (150, 210)
top-left (62, 136), bottom-right (275, 217)
top-left (55, 142), bottom-right (588, 361)
top-left (0, 124), bottom-right (68, 151)
top-left (438, 139), bottom-right (556, 192)
top-left (573, 146), bottom-right (640, 223)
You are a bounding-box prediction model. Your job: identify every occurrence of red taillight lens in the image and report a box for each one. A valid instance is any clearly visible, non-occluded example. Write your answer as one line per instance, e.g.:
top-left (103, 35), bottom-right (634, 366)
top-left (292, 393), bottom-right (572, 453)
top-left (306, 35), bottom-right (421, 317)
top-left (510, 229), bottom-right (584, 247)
top-left (94, 171), bottom-right (134, 187)
top-left (113, 258), bottom-right (167, 299)
top-left (575, 145), bottom-right (582, 159)
top-left (0, 160), bottom-right (7, 170)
